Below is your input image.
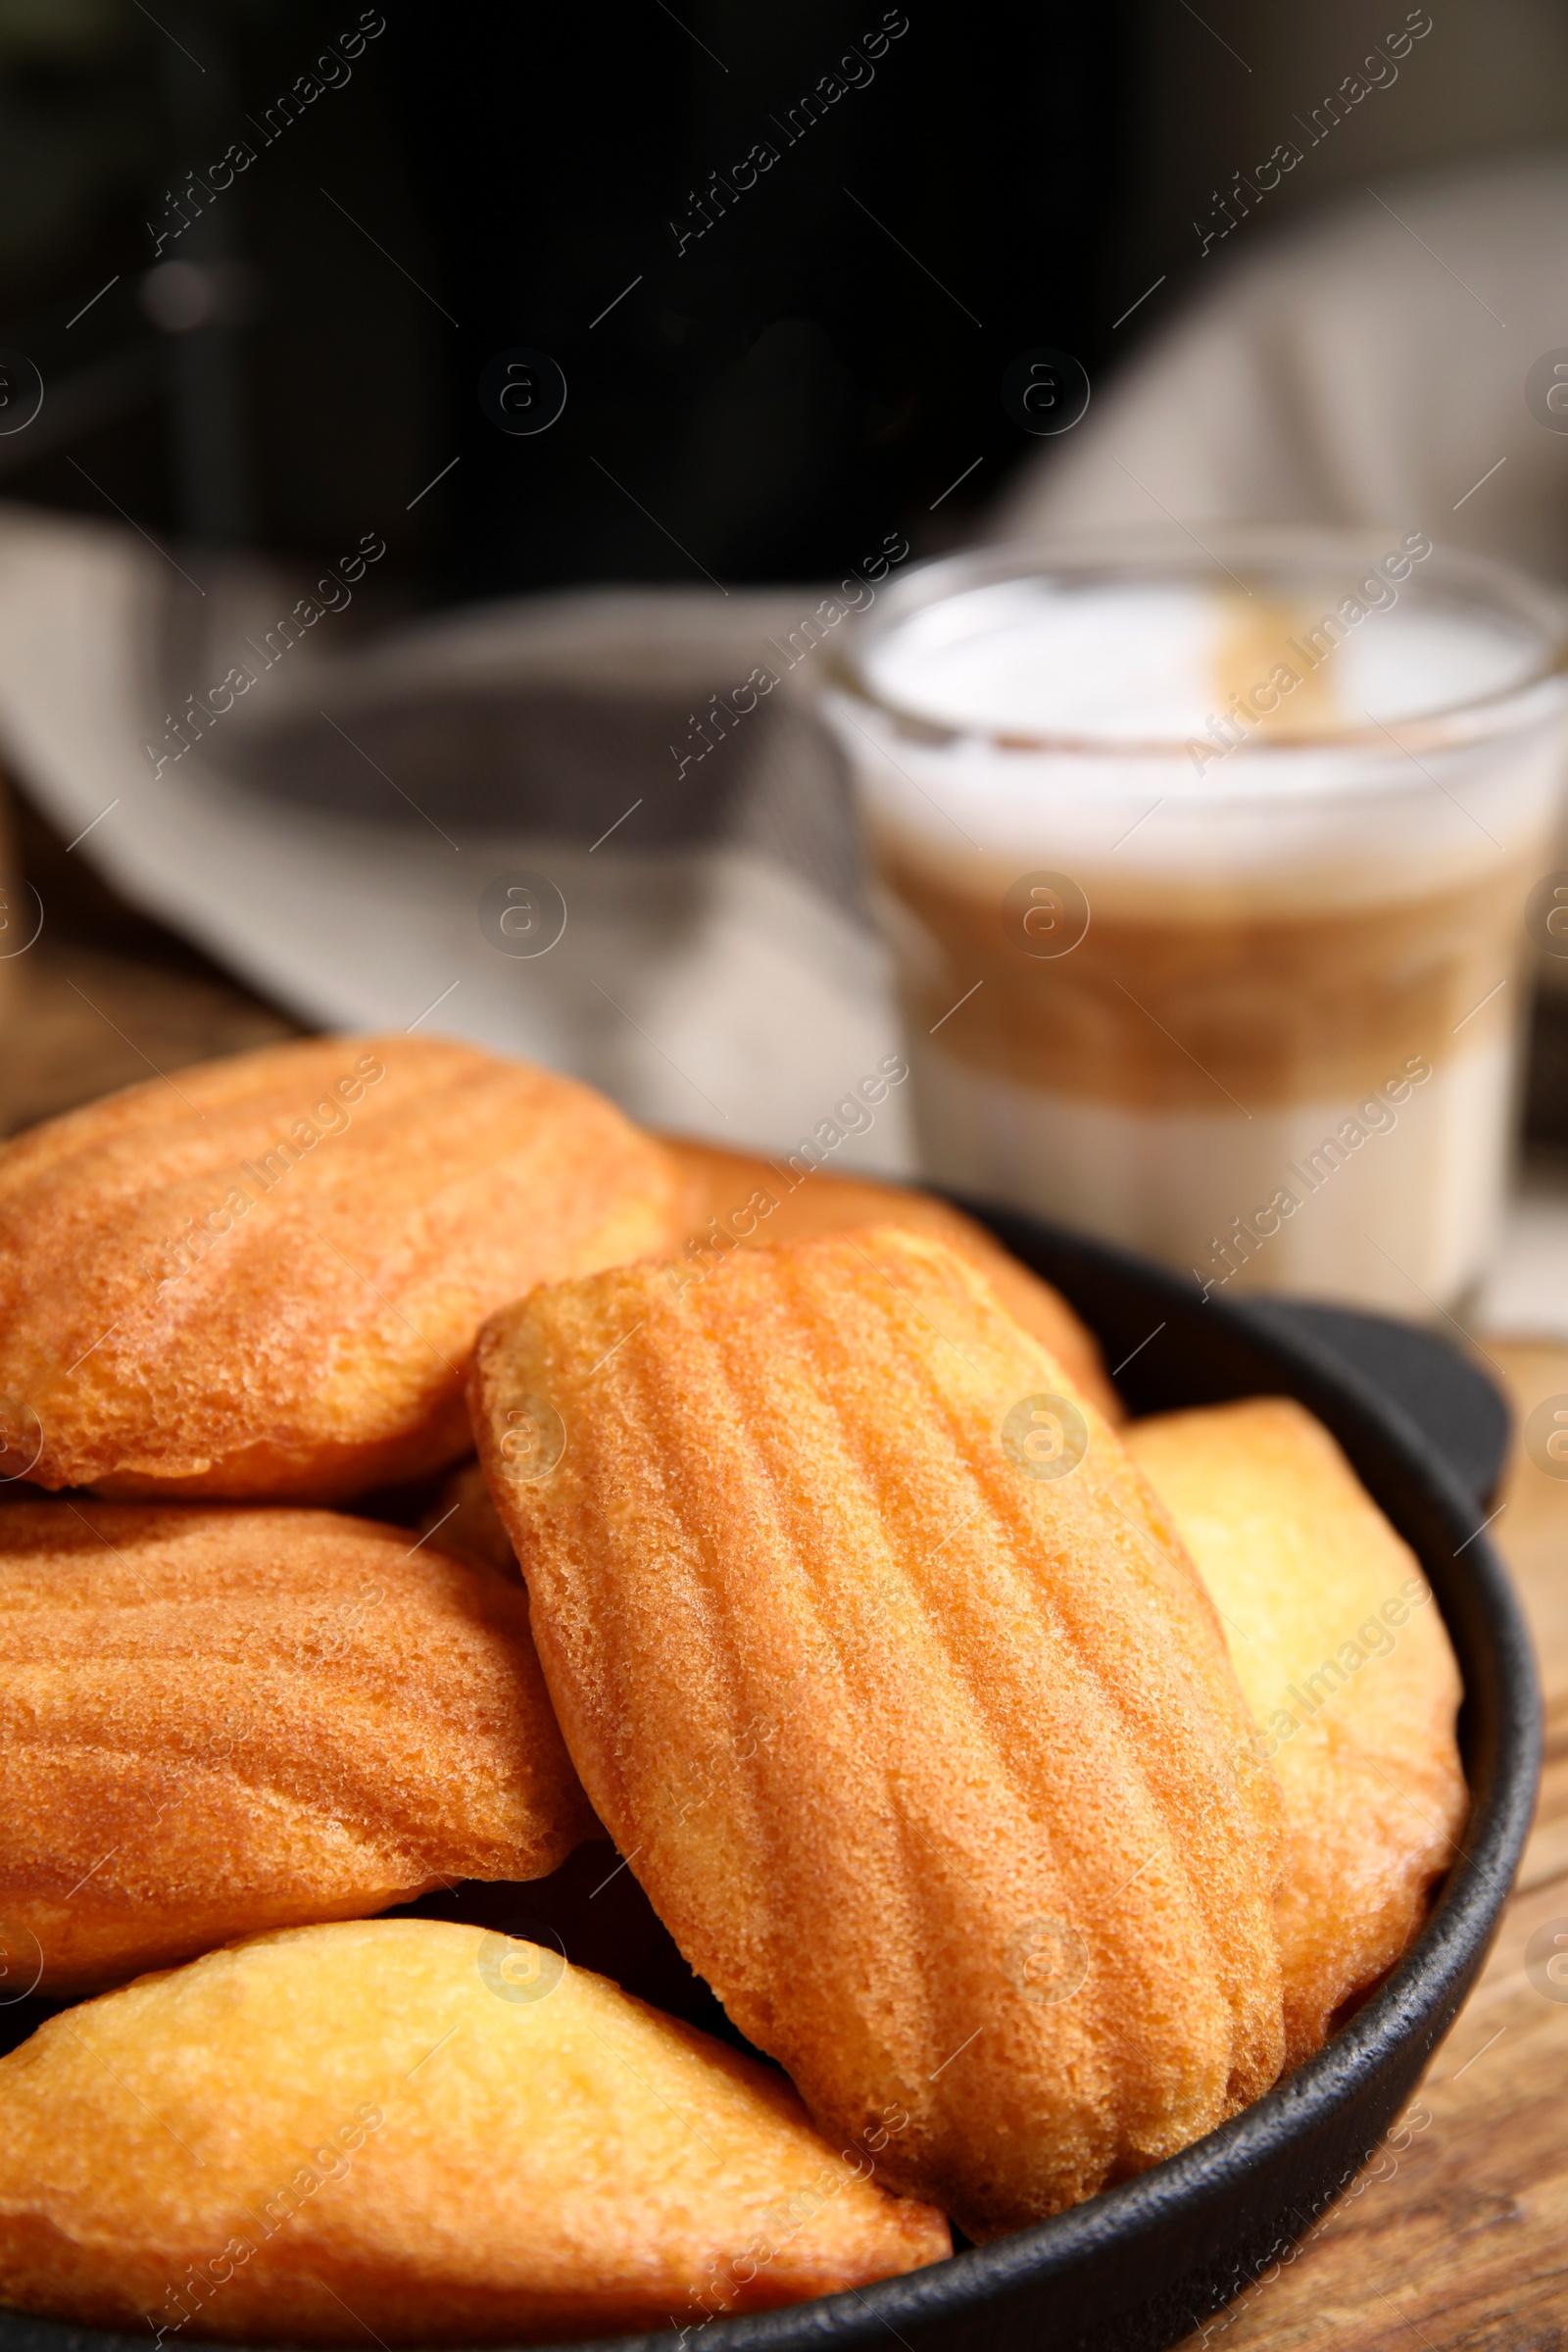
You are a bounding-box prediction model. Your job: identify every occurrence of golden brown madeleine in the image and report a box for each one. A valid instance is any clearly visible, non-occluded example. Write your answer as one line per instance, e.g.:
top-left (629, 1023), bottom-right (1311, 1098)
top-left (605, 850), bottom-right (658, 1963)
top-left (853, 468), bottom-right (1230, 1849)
top-left (1125, 1397), bottom-right (1467, 2064)
top-left (0, 1503), bottom-right (596, 1991)
top-left (664, 1134), bottom-right (1123, 1420)
top-left (0, 1033), bottom-right (686, 1501)
top-left (0, 1919), bottom-right (950, 2344)
top-left (438, 1129), bottom-right (1130, 1589)
top-left (471, 1226), bottom-right (1286, 2236)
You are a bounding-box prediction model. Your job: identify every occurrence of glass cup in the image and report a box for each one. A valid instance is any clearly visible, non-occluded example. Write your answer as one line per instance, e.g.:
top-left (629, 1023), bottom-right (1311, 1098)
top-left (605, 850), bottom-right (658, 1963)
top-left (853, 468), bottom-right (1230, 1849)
top-left (823, 529), bottom-right (1568, 1315)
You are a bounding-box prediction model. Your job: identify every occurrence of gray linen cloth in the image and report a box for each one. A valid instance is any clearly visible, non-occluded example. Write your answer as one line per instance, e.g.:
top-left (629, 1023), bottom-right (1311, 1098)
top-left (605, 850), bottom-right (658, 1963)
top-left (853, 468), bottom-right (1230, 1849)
top-left (0, 505), bottom-right (914, 1168)
top-left (2, 151), bottom-right (1565, 1237)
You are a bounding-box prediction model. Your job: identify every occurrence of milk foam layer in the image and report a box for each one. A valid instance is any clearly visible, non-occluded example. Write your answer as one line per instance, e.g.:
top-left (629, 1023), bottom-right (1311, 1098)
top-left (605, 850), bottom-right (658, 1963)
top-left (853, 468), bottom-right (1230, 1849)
top-left (835, 569), bottom-right (1568, 904)
top-left (831, 541), bottom-right (1568, 1306)
top-left (907, 1034), bottom-right (1513, 1315)
top-left (863, 577), bottom-right (1537, 741)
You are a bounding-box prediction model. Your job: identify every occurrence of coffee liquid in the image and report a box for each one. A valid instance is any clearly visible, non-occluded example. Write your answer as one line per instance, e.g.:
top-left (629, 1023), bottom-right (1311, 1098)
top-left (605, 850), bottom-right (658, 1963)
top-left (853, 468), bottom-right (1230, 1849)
top-left (833, 551), bottom-right (1568, 1309)
top-left (877, 845), bottom-right (1527, 1113)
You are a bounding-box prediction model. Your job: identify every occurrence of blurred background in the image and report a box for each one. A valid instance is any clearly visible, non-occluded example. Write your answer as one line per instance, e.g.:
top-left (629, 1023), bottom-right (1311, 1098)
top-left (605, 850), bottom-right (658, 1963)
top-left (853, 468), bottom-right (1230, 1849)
top-left (2, 0), bottom-right (1568, 1310)
top-left (6, 0), bottom-right (1566, 589)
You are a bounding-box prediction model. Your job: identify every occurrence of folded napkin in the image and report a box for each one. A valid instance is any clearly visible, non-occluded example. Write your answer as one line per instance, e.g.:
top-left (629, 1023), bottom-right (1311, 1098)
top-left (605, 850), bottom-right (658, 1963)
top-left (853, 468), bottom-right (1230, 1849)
top-left (0, 504), bottom-right (911, 1168)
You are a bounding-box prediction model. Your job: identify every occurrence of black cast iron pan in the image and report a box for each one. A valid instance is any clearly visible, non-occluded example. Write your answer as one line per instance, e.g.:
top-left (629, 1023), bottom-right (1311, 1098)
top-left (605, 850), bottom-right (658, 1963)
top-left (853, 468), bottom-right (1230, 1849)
top-left (0, 1205), bottom-right (1539, 2352)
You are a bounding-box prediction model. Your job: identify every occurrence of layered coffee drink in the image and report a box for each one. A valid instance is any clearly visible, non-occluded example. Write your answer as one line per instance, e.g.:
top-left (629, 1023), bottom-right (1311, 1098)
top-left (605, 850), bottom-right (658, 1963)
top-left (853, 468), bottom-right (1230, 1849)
top-left (826, 534), bottom-right (1568, 1312)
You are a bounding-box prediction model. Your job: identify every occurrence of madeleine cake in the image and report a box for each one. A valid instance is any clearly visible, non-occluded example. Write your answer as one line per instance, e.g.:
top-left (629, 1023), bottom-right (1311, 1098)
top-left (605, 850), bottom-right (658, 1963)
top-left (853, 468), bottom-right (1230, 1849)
top-left (0, 1034), bottom-right (689, 1500)
top-left (423, 1457), bottom-right (520, 1580)
top-left (0, 1503), bottom-right (596, 1990)
top-left (471, 1225), bottom-right (1286, 2236)
top-left (1125, 1397), bottom-right (1466, 2061)
top-left (665, 1136), bottom-right (1121, 1419)
top-left (0, 1919), bottom-right (951, 2342)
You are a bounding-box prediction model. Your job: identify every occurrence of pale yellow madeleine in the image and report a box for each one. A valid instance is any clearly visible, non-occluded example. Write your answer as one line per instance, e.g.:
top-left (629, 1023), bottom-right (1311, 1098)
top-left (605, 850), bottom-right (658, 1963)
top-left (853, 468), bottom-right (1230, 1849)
top-left (423, 1457), bottom-right (520, 1579)
top-left (0, 1919), bottom-right (950, 2343)
top-left (1126, 1396), bottom-right (1466, 2061)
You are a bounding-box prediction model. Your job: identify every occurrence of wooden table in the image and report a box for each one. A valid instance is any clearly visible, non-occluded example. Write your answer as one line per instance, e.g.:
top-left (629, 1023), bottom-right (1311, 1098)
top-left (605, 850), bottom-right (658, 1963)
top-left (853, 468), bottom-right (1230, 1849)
top-left (8, 826), bottom-right (1567, 2350)
top-left (1186, 1339), bottom-right (1568, 2352)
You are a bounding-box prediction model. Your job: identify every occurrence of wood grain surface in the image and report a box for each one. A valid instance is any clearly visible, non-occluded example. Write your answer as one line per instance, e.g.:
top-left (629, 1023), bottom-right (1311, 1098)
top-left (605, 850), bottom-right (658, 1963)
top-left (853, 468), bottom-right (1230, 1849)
top-left (3, 840), bottom-right (1564, 2349)
top-left (1181, 1351), bottom-right (1568, 2350)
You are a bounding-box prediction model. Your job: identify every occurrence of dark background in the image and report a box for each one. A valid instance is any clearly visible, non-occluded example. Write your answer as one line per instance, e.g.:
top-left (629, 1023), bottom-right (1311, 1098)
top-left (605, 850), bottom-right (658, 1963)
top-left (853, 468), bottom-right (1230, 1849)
top-left (5, 0), bottom-right (1568, 1149)
top-left (3, 0), bottom-right (1565, 612)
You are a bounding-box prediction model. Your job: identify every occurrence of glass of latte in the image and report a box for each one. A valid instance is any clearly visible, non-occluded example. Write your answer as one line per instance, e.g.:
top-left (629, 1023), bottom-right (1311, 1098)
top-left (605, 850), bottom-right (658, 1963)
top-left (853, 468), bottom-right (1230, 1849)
top-left (825, 530), bottom-right (1568, 1313)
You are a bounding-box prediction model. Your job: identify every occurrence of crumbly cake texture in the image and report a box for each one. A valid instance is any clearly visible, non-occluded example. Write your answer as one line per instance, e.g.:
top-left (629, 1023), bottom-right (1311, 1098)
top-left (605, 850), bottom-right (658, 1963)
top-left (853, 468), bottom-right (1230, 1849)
top-left (664, 1135), bottom-right (1123, 1420)
top-left (1126, 1397), bottom-right (1466, 2062)
top-left (471, 1224), bottom-right (1287, 2237)
top-left (0, 1919), bottom-right (950, 2343)
top-left (0, 1033), bottom-right (689, 1501)
top-left (0, 1503), bottom-right (597, 1990)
